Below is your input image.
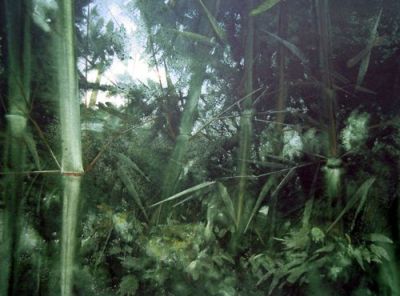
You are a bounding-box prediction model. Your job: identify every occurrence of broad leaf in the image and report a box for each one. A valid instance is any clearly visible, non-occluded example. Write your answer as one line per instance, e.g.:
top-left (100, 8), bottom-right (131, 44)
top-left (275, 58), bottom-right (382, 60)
top-left (368, 233), bottom-right (393, 244)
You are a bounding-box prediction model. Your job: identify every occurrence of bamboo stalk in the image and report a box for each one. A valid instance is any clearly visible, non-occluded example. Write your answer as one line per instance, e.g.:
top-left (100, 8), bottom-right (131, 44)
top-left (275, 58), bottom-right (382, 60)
top-left (54, 1), bottom-right (84, 295)
top-left (235, 0), bottom-right (255, 233)
top-left (157, 64), bottom-right (205, 223)
top-left (314, 0), bottom-right (337, 158)
top-left (0, 1), bottom-right (31, 294)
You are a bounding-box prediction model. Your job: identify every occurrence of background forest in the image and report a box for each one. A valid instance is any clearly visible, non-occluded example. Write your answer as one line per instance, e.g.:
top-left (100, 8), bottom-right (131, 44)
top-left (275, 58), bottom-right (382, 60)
top-left (1, 0), bottom-right (400, 295)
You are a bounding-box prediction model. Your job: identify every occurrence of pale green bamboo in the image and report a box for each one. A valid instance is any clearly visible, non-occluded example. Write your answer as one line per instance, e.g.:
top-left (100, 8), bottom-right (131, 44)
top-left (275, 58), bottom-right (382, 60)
top-left (54, 1), bottom-right (84, 295)
top-left (235, 0), bottom-right (255, 232)
top-left (0, 1), bottom-right (31, 295)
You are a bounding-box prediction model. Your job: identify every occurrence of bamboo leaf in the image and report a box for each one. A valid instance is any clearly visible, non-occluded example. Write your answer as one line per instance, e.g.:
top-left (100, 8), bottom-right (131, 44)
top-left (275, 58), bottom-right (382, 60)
top-left (244, 177), bottom-right (275, 233)
top-left (250, 0), bottom-right (281, 16)
top-left (118, 275), bottom-right (138, 296)
top-left (117, 165), bottom-right (149, 222)
top-left (198, 0), bottom-right (227, 43)
top-left (167, 28), bottom-right (216, 46)
top-left (370, 244), bottom-right (390, 261)
top-left (217, 182), bottom-right (236, 224)
top-left (24, 133), bottom-right (41, 169)
top-left (264, 31), bottom-right (308, 64)
top-left (368, 233), bottom-right (393, 244)
top-left (150, 181), bottom-right (215, 207)
top-left (115, 152), bottom-right (150, 182)
top-left (355, 10), bottom-right (382, 89)
top-left (351, 177), bottom-right (376, 230)
top-left (327, 177), bottom-right (375, 233)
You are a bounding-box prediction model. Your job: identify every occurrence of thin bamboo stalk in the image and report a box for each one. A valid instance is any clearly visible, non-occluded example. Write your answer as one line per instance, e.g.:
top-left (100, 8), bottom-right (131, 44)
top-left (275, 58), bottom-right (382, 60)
top-left (235, 0), bottom-right (255, 233)
top-left (314, 0), bottom-right (337, 158)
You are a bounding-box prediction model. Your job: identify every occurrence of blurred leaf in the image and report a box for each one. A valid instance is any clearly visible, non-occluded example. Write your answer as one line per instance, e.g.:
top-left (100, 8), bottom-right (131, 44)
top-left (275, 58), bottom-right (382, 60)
top-left (287, 265), bottom-right (307, 284)
top-left (368, 233), bottom-right (393, 244)
top-left (117, 165), bottom-right (149, 221)
top-left (352, 248), bottom-right (365, 270)
top-left (116, 152), bottom-right (150, 182)
top-left (251, 0), bottom-right (281, 16)
top-left (244, 177), bottom-right (275, 232)
top-left (118, 275), bottom-right (138, 296)
top-left (168, 28), bottom-right (216, 45)
top-left (217, 182), bottom-right (236, 225)
top-left (328, 177), bottom-right (375, 232)
top-left (355, 10), bottom-right (382, 89)
top-left (198, 0), bottom-right (227, 43)
top-left (106, 20), bottom-right (114, 33)
top-left (351, 177), bottom-right (375, 230)
top-left (370, 244), bottom-right (390, 261)
top-left (24, 133), bottom-right (41, 169)
top-left (264, 31), bottom-right (308, 63)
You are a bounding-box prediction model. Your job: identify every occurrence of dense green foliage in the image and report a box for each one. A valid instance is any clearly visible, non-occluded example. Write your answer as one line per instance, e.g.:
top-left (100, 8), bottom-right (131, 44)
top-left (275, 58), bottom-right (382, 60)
top-left (1, 0), bottom-right (400, 295)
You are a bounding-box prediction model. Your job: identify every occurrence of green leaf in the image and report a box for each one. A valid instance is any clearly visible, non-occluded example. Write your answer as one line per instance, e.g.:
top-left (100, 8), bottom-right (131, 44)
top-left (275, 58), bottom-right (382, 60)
top-left (264, 31), bottom-right (308, 64)
top-left (106, 20), bottom-right (114, 33)
top-left (24, 133), bottom-right (41, 169)
top-left (287, 265), bottom-right (307, 284)
top-left (198, 0), bottom-right (227, 43)
top-left (244, 177), bottom-right (275, 233)
top-left (168, 28), bottom-right (216, 46)
top-left (368, 233), bottom-right (393, 244)
top-left (117, 165), bottom-right (149, 221)
top-left (251, 0), bottom-right (281, 16)
top-left (118, 275), bottom-right (138, 296)
top-left (327, 177), bottom-right (375, 233)
top-left (352, 248), bottom-right (365, 270)
top-left (116, 153), bottom-right (150, 182)
top-left (350, 177), bottom-right (376, 230)
top-left (355, 9), bottom-right (382, 89)
top-left (217, 183), bottom-right (236, 225)
top-left (370, 244), bottom-right (390, 261)
top-left (150, 181), bottom-right (216, 207)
